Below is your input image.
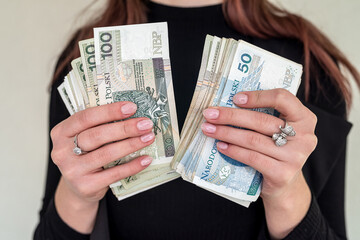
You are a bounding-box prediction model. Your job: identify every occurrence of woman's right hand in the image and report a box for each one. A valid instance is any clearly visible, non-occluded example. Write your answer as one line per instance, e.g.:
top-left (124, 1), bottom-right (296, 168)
top-left (50, 101), bottom-right (155, 233)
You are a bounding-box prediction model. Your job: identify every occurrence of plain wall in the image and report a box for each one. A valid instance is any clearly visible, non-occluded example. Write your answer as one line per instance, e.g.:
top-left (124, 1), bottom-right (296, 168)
top-left (0, 0), bottom-right (358, 239)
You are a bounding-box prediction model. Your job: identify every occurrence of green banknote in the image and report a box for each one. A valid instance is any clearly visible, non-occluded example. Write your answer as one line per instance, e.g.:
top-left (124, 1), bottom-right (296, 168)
top-left (58, 22), bottom-right (180, 200)
top-left (79, 39), bottom-right (100, 107)
top-left (71, 58), bottom-right (90, 108)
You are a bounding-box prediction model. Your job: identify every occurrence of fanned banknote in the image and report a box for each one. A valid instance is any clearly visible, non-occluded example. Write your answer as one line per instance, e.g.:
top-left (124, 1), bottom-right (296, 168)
top-left (57, 82), bottom-right (75, 115)
top-left (171, 35), bottom-right (302, 207)
top-left (79, 39), bottom-right (100, 107)
top-left (71, 58), bottom-right (90, 108)
top-left (58, 22), bottom-right (180, 200)
top-left (93, 23), bottom-right (180, 191)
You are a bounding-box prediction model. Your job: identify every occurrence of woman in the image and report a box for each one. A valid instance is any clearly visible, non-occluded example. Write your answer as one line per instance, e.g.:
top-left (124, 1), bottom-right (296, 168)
top-left (34, 0), bottom-right (360, 239)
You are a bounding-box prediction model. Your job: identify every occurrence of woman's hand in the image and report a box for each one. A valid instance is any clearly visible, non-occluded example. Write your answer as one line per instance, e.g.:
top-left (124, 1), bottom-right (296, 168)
top-left (201, 89), bottom-right (318, 239)
top-left (50, 101), bottom-right (155, 233)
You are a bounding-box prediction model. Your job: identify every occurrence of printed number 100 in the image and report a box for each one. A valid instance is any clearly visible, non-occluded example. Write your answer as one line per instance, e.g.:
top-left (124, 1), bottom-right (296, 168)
top-left (237, 53), bottom-right (252, 73)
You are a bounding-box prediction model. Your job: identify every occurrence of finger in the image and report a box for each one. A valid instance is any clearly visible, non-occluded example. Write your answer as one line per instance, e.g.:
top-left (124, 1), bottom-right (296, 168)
top-left (77, 117), bottom-right (153, 152)
top-left (216, 141), bottom-right (279, 179)
top-left (232, 89), bottom-right (305, 121)
top-left (203, 107), bottom-right (285, 136)
top-left (61, 101), bottom-right (137, 137)
top-left (93, 155), bottom-right (153, 189)
top-left (81, 132), bottom-right (156, 171)
top-left (201, 123), bottom-right (284, 160)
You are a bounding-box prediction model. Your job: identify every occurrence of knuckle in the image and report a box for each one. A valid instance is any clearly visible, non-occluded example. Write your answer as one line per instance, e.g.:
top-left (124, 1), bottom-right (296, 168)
top-left (107, 104), bottom-right (119, 120)
top-left (312, 135), bottom-right (318, 148)
top-left (51, 148), bottom-right (69, 167)
top-left (121, 120), bottom-right (131, 137)
top-left (255, 90), bottom-right (263, 103)
top-left (257, 113), bottom-right (273, 130)
top-left (86, 128), bottom-right (102, 146)
top-left (128, 138), bottom-right (142, 150)
top-left (274, 89), bottom-right (288, 104)
top-left (50, 124), bottom-right (62, 142)
top-left (247, 133), bottom-right (262, 148)
top-left (93, 147), bottom-right (113, 164)
top-left (247, 150), bottom-right (260, 164)
top-left (78, 110), bottom-right (92, 126)
top-left (275, 88), bottom-right (288, 96)
top-left (102, 148), bottom-right (114, 161)
top-left (50, 127), bottom-right (57, 140)
top-left (292, 151), bottom-right (306, 168)
top-left (308, 111), bottom-right (318, 126)
top-left (219, 126), bottom-right (230, 138)
top-left (305, 134), bottom-right (318, 152)
top-left (50, 150), bottom-right (63, 166)
top-left (221, 108), bottom-right (234, 122)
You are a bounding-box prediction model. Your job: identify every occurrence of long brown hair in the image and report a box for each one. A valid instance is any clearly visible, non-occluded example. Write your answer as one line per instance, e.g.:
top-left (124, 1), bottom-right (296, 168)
top-left (53, 0), bottom-right (360, 110)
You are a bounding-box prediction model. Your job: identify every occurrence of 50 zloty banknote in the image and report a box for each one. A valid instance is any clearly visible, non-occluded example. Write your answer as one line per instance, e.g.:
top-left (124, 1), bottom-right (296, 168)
top-left (171, 35), bottom-right (302, 207)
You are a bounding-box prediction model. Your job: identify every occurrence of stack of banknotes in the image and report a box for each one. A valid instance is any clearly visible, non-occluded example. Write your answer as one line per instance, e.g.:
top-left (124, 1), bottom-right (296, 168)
top-left (58, 22), bottom-right (181, 200)
top-left (58, 21), bottom-right (303, 206)
top-left (170, 35), bottom-right (302, 207)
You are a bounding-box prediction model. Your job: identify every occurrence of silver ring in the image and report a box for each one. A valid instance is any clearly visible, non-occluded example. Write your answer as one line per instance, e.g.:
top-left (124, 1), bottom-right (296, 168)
top-left (73, 134), bottom-right (87, 155)
top-left (280, 121), bottom-right (296, 137)
top-left (272, 121), bottom-right (296, 147)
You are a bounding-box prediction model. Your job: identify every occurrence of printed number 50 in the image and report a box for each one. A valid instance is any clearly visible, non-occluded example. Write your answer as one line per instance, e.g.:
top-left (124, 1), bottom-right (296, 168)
top-left (237, 53), bottom-right (252, 73)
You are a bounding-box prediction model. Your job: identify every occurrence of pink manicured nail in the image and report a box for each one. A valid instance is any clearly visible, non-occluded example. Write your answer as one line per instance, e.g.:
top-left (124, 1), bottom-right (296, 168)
top-left (140, 132), bottom-right (155, 142)
top-left (233, 93), bottom-right (248, 105)
top-left (201, 123), bottom-right (216, 133)
top-left (121, 102), bottom-right (137, 115)
top-left (137, 119), bottom-right (153, 131)
top-left (203, 109), bottom-right (219, 119)
top-left (140, 157), bottom-right (153, 166)
top-left (217, 142), bottom-right (229, 150)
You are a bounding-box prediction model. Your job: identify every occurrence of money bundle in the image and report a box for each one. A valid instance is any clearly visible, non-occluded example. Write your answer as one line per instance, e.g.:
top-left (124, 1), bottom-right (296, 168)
top-left (58, 21), bottom-right (303, 205)
top-left (58, 22), bottom-right (181, 200)
top-left (170, 35), bottom-right (303, 207)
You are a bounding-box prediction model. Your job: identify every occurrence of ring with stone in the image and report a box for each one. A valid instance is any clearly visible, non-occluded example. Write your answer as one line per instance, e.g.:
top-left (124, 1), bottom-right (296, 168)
top-left (73, 134), bottom-right (87, 155)
top-left (272, 121), bottom-right (296, 147)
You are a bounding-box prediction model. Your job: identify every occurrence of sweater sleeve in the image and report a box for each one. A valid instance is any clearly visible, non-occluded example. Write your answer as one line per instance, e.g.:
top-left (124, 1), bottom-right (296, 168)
top-left (283, 64), bottom-right (352, 239)
top-left (251, 37), bottom-right (352, 239)
top-left (33, 33), bottom-right (93, 239)
top-left (33, 78), bottom-right (91, 240)
top-left (284, 147), bottom-right (348, 240)
top-left (257, 147), bottom-right (348, 240)
top-left (34, 198), bottom-right (90, 240)
top-left (256, 105), bottom-right (350, 240)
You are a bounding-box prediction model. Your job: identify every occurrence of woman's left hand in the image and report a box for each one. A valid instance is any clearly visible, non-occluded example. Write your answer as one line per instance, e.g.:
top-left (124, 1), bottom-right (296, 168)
top-left (201, 89), bottom-right (318, 239)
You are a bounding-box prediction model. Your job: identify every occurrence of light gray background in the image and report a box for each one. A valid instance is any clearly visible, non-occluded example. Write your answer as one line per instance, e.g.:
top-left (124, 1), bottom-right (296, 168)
top-left (0, 0), bottom-right (358, 239)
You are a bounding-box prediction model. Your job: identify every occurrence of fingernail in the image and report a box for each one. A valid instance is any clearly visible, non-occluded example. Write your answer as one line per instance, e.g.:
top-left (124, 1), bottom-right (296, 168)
top-left (140, 156), bottom-right (153, 166)
top-left (137, 119), bottom-right (153, 131)
top-left (121, 102), bottom-right (137, 115)
top-left (217, 142), bottom-right (229, 150)
top-left (233, 93), bottom-right (248, 105)
top-left (201, 123), bottom-right (216, 133)
top-left (140, 132), bottom-right (155, 142)
top-left (203, 109), bottom-right (220, 119)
